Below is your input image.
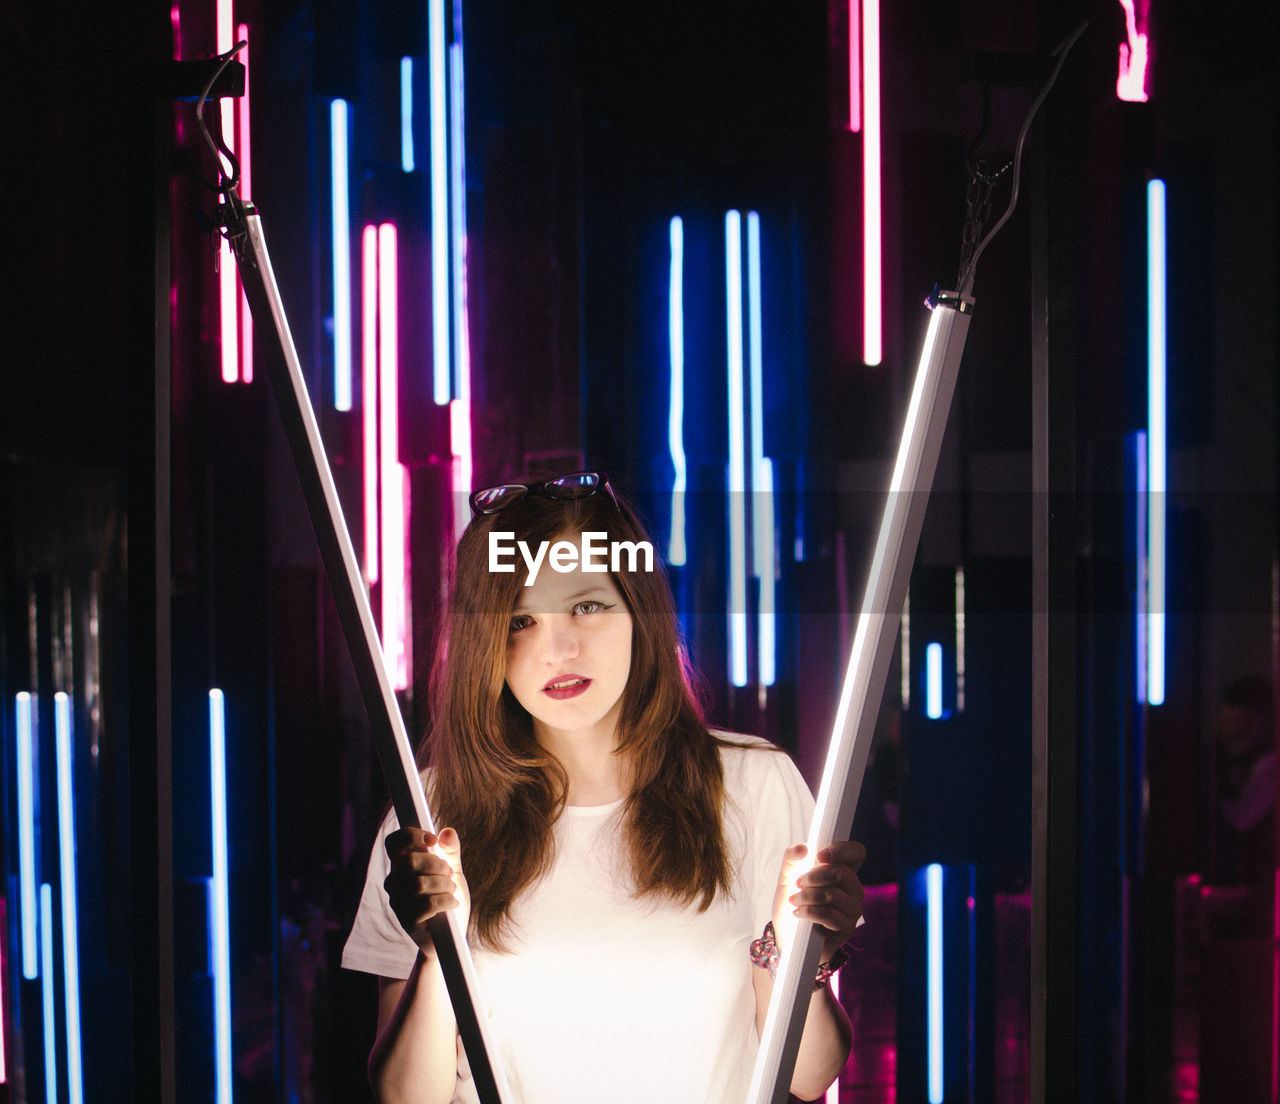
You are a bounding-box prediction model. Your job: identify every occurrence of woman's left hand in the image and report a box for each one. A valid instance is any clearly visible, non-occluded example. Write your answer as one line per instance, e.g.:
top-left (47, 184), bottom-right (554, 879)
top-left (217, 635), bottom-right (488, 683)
top-left (773, 840), bottom-right (867, 958)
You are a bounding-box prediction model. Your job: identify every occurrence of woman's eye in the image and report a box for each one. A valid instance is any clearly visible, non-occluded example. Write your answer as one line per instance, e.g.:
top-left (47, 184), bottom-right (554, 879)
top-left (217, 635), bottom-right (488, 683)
top-left (573, 600), bottom-right (612, 616)
top-left (509, 614), bottom-right (533, 633)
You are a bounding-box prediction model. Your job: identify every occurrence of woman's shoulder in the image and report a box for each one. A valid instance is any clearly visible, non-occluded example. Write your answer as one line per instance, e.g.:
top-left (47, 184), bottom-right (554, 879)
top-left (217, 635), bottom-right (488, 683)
top-left (709, 729), bottom-right (810, 801)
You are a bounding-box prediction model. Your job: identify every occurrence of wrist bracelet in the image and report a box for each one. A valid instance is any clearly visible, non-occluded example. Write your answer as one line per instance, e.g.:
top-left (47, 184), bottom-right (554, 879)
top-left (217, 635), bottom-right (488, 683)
top-left (749, 921), bottom-right (853, 991)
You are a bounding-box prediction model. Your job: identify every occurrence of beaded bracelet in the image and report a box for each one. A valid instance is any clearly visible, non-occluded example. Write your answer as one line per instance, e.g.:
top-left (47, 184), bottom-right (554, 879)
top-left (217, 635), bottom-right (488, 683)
top-left (749, 921), bottom-right (852, 992)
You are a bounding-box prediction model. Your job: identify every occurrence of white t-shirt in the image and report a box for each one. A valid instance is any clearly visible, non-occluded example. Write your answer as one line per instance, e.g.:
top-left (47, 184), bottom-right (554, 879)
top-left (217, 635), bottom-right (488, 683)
top-left (341, 737), bottom-right (814, 1104)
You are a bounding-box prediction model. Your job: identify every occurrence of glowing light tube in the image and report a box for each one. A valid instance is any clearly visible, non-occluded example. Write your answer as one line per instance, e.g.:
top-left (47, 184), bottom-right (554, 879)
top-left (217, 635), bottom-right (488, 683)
top-left (54, 694), bottom-right (84, 1104)
top-left (900, 593), bottom-right (911, 710)
top-left (209, 690), bottom-right (233, 1104)
top-left (362, 224), bottom-right (380, 585)
top-left (926, 643), bottom-right (943, 720)
top-left (401, 57), bottom-right (415, 173)
top-left (1116, 0), bottom-right (1150, 102)
top-left (429, 0), bottom-right (451, 404)
top-left (1134, 430), bottom-right (1148, 703)
top-left (862, 0), bottom-right (882, 366)
top-left (926, 863), bottom-right (944, 1104)
top-left (746, 213), bottom-right (776, 687)
top-left (331, 100), bottom-right (353, 411)
top-left (15, 692), bottom-right (38, 979)
top-left (237, 23), bottom-right (253, 384)
top-left (954, 566), bottom-right (966, 713)
top-left (449, 42), bottom-right (470, 402)
top-left (217, 0), bottom-right (238, 384)
top-left (450, 397), bottom-right (472, 547)
top-left (1147, 179), bottom-right (1166, 706)
top-left (847, 0), bottom-right (861, 132)
top-left (747, 295), bottom-right (972, 1104)
top-left (379, 224), bottom-right (409, 691)
top-left (725, 210), bottom-right (749, 687)
top-left (668, 216), bottom-right (688, 567)
top-left (40, 884), bottom-right (56, 1104)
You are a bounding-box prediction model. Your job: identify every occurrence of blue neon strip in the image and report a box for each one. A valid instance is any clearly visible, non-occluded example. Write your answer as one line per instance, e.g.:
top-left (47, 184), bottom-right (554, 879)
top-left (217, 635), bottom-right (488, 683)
top-left (926, 863), bottom-right (944, 1104)
top-left (54, 694), bottom-right (84, 1104)
top-left (40, 884), bottom-right (57, 1104)
top-left (1146, 179), bottom-right (1166, 706)
top-left (745, 212), bottom-right (776, 687)
top-left (926, 642), bottom-right (943, 720)
top-left (1134, 430), bottom-right (1148, 703)
top-left (16, 692), bottom-right (39, 980)
top-left (429, 0), bottom-right (451, 404)
top-left (725, 210), bottom-right (748, 687)
top-left (448, 42), bottom-right (469, 400)
top-left (668, 216), bottom-right (688, 566)
top-left (209, 690), bottom-right (233, 1104)
top-left (330, 100), bottom-right (353, 412)
top-left (400, 57), bottom-right (415, 173)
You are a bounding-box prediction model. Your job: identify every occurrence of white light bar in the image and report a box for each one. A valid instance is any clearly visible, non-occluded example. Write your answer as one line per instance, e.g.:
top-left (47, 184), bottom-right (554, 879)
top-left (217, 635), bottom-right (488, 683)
top-left (401, 57), bottom-right (416, 173)
top-left (1146, 179), bottom-right (1166, 706)
top-left (746, 293), bottom-right (971, 1104)
top-left (668, 216), bottom-right (688, 567)
top-left (209, 690), bottom-right (234, 1104)
top-left (926, 863), bottom-right (944, 1104)
top-left (725, 210), bottom-right (749, 687)
top-left (54, 693), bottom-right (84, 1104)
top-left (861, 0), bottom-right (882, 366)
top-left (331, 100), bottom-right (353, 411)
top-left (15, 692), bottom-right (39, 980)
top-left (925, 642), bottom-right (943, 720)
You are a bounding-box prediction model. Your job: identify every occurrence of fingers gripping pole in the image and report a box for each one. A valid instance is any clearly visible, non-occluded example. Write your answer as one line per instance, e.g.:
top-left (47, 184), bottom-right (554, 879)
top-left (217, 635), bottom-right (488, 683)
top-left (228, 202), bottom-right (512, 1104)
top-left (746, 294), bottom-right (973, 1104)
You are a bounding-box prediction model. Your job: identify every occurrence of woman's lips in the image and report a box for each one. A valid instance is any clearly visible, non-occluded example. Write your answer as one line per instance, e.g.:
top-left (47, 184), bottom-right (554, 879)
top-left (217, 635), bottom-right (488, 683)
top-left (543, 675), bottom-right (591, 700)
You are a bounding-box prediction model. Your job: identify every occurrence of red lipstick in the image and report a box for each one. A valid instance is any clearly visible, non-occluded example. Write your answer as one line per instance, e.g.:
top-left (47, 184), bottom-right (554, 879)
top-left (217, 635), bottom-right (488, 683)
top-left (543, 675), bottom-right (591, 700)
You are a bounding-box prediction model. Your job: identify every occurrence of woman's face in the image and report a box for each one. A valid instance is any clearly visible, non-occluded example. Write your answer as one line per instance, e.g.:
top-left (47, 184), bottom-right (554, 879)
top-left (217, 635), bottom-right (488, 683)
top-left (503, 535), bottom-right (634, 749)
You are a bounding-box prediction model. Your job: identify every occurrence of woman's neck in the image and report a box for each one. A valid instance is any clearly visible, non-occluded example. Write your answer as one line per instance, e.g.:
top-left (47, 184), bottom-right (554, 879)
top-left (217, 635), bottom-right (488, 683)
top-left (535, 723), bottom-right (627, 806)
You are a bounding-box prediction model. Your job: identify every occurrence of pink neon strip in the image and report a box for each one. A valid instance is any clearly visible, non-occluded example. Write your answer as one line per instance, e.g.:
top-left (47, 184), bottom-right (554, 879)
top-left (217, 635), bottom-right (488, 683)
top-left (862, 0), bottom-right (882, 366)
top-left (237, 23), bottom-right (253, 383)
top-left (847, 0), bottom-right (861, 132)
top-left (217, 0), bottom-right (238, 383)
top-left (378, 224), bottom-right (409, 690)
top-left (362, 225), bottom-right (380, 584)
top-left (1116, 0), bottom-right (1150, 103)
top-left (450, 398), bottom-right (472, 546)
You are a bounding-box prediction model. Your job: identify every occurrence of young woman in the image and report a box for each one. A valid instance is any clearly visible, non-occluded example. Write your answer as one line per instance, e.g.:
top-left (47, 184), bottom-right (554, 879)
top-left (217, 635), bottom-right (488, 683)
top-left (342, 472), bottom-right (866, 1104)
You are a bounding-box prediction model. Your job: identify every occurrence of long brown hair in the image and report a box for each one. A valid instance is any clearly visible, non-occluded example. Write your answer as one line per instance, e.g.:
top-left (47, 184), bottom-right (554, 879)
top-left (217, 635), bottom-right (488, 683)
top-left (424, 482), bottom-right (732, 949)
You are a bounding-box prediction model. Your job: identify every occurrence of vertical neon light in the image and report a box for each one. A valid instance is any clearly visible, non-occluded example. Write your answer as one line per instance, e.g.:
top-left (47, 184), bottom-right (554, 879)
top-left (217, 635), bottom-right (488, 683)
top-left (847, 0), bottom-right (861, 132)
top-left (449, 41), bottom-right (470, 401)
top-left (746, 213), bottom-right (775, 687)
top-left (401, 57), bottom-right (416, 173)
top-left (331, 100), bottom-right (353, 411)
top-left (16, 692), bottom-right (38, 979)
top-left (428, 0), bottom-right (451, 404)
top-left (208, 690), bottom-right (233, 1104)
top-left (954, 567), bottom-right (966, 713)
top-left (236, 23), bottom-right (253, 383)
top-left (926, 863), bottom-right (944, 1104)
top-left (1116, 0), bottom-right (1150, 102)
top-left (40, 884), bottom-right (56, 1104)
top-left (725, 210), bottom-right (749, 688)
top-left (1134, 430), bottom-right (1148, 702)
top-left (1147, 179), bottom-right (1166, 706)
top-left (362, 225), bottom-right (380, 585)
top-left (217, 0), bottom-right (238, 384)
top-left (926, 642), bottom-right (943, 720)
top-left (900, 593), bottom-right (911, 710)
top-left (668, 216), bottom-right (688, 567)
top-left (450, 397), bottom-right (472, 546)
top-left (379, 224), bottom-right (409, 691)
top-left (54, 694), bottom-right (83, 1104)
top-left (862, 0), bottom-right (882, 366)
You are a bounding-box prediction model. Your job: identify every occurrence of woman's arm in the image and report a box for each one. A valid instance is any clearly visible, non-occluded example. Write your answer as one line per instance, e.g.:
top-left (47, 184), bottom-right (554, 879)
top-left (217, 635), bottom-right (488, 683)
top-left (368, 826), bottom-right (470, 1104)
top-left (757, 840), bottom-right (866, 1100)
top-left (370, 957), bottom-right (460, 1104)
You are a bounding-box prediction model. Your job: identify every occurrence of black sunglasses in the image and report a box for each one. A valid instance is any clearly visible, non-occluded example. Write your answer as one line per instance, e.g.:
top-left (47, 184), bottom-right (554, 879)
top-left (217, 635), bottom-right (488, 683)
top-left (469, 471), bottom-right (618, 516)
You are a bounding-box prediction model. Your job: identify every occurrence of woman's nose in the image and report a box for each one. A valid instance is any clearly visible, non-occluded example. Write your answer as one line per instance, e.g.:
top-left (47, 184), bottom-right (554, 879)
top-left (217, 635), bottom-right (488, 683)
top-left (540, 615), bottom-right (580, 663)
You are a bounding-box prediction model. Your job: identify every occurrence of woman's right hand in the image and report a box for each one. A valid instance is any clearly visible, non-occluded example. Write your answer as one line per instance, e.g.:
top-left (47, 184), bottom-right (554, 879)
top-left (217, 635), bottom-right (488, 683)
top-left (383, 826), bottom-right (470, 956)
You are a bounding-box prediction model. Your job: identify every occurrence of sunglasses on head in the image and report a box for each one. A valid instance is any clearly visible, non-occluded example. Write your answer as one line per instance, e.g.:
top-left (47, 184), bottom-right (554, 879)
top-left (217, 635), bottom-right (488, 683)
top-left (468, 471), bottom-right (618, 516)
